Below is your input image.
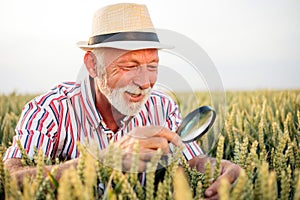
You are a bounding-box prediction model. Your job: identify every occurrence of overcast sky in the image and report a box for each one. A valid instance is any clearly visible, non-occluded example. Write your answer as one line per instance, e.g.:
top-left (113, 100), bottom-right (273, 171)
top-left (0, 0), bottom-right (299, 94)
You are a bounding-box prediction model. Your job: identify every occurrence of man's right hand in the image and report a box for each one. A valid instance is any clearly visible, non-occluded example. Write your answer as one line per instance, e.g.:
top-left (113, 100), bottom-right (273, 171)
top-left (3, 157), bottom-right (79, 188)
top-left (117, 126), bottom-right (184, 172)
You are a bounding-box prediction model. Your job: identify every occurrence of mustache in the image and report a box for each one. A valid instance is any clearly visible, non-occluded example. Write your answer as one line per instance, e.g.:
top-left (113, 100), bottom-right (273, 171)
top-left (124, 85), bottom-right (152, 95)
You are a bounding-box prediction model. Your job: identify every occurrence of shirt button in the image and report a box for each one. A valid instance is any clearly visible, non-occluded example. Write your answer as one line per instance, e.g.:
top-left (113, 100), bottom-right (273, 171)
top-left (107, 133), bottom-right (113, 140)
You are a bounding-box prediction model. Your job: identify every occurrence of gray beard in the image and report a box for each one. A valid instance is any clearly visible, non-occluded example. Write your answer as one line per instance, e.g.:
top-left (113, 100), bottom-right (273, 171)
top-left (96, 77), bottom-right (152, 116)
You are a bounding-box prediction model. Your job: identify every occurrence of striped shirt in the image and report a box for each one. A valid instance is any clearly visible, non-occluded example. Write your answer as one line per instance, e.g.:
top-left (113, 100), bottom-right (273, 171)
top-left (4, 75), bottom-right (202, 163)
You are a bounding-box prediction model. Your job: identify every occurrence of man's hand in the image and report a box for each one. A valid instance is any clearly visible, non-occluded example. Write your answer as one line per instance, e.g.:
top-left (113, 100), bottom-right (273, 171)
top-left (205, 160), bottom-right (241, 199)
top-left (4, 158), bottom-right (79, 188)
top-left (188, 155), bottom-right (241, 200)
top-left (118, 126), bottom-right (184, 171)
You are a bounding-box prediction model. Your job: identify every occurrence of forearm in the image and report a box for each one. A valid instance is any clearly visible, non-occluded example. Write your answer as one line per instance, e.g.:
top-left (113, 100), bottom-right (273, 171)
top-left (4, 158), bottom-right (79, 187)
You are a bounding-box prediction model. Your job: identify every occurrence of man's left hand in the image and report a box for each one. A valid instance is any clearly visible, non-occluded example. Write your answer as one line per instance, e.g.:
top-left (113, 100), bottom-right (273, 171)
top-left (205, 160), bottom-right (241, 199)
top-left (188, 155), bottom-right (241, 200)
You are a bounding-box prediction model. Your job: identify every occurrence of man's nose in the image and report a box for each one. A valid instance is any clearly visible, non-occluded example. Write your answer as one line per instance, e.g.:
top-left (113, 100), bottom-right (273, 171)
top-left (133, 66), bottom-right (151, 89)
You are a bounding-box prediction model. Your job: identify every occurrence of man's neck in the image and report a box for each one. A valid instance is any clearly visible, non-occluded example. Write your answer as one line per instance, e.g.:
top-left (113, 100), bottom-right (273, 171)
top-left (93, 81), bottom-right (125, 133)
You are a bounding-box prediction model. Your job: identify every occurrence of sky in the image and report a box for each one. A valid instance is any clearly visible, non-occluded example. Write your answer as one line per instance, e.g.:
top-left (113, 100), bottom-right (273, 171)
top-left (0, 0), bottom-right (299, 94)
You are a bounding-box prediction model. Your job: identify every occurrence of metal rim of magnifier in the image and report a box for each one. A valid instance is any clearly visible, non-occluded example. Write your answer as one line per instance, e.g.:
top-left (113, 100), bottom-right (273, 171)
top-left (177, 105), bottom-right (217, 143)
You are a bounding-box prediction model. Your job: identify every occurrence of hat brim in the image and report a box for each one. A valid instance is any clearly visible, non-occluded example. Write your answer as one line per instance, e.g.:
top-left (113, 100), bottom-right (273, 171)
top-left (77, 41), bottom-right (174, 51)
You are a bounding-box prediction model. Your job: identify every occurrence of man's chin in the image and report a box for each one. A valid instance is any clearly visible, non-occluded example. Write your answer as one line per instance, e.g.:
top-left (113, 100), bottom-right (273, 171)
top-left (107, 97), bottom-right (141, 117)
top-left (119, 102), bottom-right (143, 116)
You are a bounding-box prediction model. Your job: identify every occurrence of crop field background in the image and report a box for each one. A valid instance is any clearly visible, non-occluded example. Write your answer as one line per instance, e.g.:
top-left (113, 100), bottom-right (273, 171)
top-left (0, 90), bottom-right (299, 199)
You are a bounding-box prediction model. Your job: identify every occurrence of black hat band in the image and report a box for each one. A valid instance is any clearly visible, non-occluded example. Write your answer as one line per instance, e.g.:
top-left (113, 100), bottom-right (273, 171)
top-left (88, 31), bottom-right (160, 45)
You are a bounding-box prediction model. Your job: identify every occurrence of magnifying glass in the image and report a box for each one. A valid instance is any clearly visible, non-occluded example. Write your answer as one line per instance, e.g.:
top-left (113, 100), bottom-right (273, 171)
top-left (177, 105), bottom-right (216, 143)
top-left (155, 106), bottom-right (216, 179)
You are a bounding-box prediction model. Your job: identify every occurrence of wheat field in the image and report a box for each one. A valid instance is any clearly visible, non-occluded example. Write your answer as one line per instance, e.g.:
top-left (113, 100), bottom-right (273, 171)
top-left (0, 90), bottom-right (299, 199)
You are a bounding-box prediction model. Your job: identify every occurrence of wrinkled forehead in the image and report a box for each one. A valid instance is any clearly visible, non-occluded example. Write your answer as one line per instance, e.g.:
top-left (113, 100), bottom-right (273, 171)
top-left (94, 48), bottom-right (159, 67)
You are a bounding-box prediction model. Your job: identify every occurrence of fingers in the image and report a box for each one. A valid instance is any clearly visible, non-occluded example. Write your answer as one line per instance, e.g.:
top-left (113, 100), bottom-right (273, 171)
top-left (221, 162), bottom-right (241, 183)
top-left (129, 126), bottom-right (184, 147)
top-left (120, 136), bottom-right (170, 155)
top-left (122, 156), bottom-right (147, 172)
top-left (205, 179), bottom-right (220, 199)
top-left (122, 149), bottom-right (163, 172)
top-left (118, 126), bottom-right (184, 172)
top-left (154, 126), bottom-right (184, 147)
top-left (138, 137), bottom-right (170, 154)
top-left (120, 126), bottom-right (183, 154)
top-left (125, 148), bottom-right (164, 161)
top-left (205, 161), bottom-right (241, 199)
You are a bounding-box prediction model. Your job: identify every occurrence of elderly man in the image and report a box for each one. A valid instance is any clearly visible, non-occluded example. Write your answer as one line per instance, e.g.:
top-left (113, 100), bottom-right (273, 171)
top-left (4, 3), bottom-right (240, 199)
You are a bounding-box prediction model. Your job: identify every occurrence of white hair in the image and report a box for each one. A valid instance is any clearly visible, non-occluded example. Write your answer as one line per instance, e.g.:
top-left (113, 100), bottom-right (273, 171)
top-left (92, 49), bottom-right (109, 95)
top-left (92, 49), bottom-right (106, 76)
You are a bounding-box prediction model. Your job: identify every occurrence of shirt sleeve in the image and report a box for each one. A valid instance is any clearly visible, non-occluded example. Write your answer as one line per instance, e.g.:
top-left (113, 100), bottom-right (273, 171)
top-left (165, 99), bottom-right (203, 160)
top-left (3, 98), bottom-right (59, 161)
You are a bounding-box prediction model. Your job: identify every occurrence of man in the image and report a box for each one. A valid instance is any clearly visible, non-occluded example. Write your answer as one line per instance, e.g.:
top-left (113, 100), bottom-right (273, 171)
top-left (4, 3), bottom-right (240, 199)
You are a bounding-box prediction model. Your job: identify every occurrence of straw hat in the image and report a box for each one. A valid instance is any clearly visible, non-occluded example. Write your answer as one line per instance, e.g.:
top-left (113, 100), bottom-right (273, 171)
top-left (77, 3), bottom-right (172, 51)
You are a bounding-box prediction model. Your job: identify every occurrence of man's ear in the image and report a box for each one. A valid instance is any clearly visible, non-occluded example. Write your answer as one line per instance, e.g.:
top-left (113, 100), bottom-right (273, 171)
top-left (84, 51), bottom-right (97, 78)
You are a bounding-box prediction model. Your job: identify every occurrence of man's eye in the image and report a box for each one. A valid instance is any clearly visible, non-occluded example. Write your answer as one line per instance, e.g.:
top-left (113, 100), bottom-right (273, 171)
top-left (147, 65), bottom-right (158, 71)
top-left (121, 66), bottom-right (138, 71)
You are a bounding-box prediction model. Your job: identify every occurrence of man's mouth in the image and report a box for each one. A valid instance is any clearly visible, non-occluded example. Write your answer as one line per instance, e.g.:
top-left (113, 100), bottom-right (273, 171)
top-left (125, 91), bottom-right (145, 102)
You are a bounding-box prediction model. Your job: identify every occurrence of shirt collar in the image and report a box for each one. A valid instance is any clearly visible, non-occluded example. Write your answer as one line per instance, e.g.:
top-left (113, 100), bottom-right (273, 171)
top-left (79, 75), bottom-right (138, 131)
top-left (80, 75), bottom-right (103, 129)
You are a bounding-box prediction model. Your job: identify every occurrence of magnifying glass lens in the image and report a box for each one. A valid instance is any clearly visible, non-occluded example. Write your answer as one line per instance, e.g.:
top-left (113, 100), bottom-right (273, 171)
top-left (178, 106), bottom-right (216, 143)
